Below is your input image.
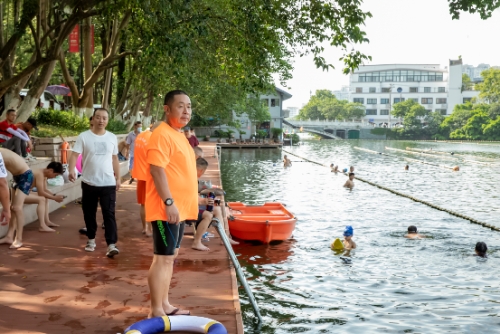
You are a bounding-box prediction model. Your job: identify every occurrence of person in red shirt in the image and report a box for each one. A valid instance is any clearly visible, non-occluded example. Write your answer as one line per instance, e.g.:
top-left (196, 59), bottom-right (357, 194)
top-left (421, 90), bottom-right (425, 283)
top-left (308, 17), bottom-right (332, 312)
top-left (0, 109), bottom-right (18, 144)
top-left (183, 126), bottom-right (199, 147)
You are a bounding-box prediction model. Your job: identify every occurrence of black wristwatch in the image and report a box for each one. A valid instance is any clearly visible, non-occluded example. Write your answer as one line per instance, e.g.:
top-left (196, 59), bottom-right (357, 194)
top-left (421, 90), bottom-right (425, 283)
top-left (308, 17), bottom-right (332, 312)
top-left (164, 198), bottom-right (174, 206)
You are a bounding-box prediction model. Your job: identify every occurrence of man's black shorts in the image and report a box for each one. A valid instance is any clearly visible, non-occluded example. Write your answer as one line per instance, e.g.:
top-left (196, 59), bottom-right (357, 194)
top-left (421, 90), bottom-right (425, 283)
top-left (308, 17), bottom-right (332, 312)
top-left (151, 221), bottom-right (185, 255)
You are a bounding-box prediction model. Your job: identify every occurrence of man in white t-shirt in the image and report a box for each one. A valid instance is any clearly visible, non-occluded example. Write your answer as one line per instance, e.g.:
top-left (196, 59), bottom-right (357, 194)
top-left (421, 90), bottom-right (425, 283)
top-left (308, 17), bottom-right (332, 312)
top-left (0, 151), bottom-right (11, 224)
top-left (68, 108), bottom-right (121, 258)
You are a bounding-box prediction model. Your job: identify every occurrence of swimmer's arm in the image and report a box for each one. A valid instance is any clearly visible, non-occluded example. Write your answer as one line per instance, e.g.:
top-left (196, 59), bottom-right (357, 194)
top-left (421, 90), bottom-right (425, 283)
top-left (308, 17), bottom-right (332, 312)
top-left (351, 241), bottom-right (357, 249)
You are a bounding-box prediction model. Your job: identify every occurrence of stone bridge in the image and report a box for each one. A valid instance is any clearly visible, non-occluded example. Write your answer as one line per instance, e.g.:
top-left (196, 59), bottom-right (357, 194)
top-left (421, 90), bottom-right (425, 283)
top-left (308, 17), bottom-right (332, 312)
top-left (283, 119), bottom-right (378, 139)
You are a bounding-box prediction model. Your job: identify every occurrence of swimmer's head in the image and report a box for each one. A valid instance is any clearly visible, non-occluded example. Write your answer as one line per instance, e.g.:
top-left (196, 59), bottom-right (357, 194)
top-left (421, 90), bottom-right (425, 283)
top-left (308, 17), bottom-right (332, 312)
top-left (405, 165), bottom-right (409, 170)
top-left (349, 172), bottom-right (355, 180)
top-left (453, 166), bottom-right (460, 171)
top-left (475, 241), bottom-right (488, 257)
top-left (343, 225), bottom-right (354, 238)
top-left (408, 225), bottom-right (417, 234)
top-left (350, 166), bottom-right (355, 172)
top-left (330, 163), bottom-right (334, 167)
top-left (284, 155), bottom-right (287, 159)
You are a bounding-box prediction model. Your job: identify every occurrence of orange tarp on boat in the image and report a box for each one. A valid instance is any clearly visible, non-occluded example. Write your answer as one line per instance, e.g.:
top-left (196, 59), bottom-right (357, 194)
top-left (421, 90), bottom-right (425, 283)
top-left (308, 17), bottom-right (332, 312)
top-left (228, 202), bottom-right (297, 243)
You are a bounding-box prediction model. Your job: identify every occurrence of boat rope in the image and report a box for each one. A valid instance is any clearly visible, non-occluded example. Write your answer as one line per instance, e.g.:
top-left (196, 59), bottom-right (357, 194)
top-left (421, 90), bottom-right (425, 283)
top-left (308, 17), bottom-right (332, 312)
top-left (405, 147), bottom-right (498, 163)
top-left (282, 149), bottom-right (500, 232)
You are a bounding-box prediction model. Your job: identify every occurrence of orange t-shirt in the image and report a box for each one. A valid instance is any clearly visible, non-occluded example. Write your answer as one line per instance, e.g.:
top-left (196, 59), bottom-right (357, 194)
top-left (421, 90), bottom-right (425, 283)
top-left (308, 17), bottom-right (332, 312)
top-left (131, 130), bottom-right (152, 181)
top-left (145, 122), bottom-right (198, 222)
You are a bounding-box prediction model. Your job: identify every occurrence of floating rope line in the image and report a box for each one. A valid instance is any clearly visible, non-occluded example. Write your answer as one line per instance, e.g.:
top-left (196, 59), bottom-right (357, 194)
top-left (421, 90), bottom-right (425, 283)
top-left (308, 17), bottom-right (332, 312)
top-left (417, 140), bottom-right (500, 146)
top-left (354, 147), bottom-right (454, 170)
top-left (282, 149), bottom-right (499, 232)
top-left (386, 146), bottom-right (459, 161)
top-left (405, 147), bottom-right (497, 165)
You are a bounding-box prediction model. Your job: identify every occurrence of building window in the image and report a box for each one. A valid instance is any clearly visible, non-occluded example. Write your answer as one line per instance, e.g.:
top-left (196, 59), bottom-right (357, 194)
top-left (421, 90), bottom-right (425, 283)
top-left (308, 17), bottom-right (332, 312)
top-left (369, 87), bottom-right (376, 93)
top-left (380, 98), bottom-right (389, 104)
top-left (380, 109), bottom-right (389, 115)
top-left (410, 87), bottom-right (418, 93)
top-left (271, 98), bottom-right (279, 107)
top-left (358, 70), bottom-right (444, 83)
top-left (365, 109), bottom-right (377, 115)
top-left (438, 87), bottom-right (445, 92)
top-left (381, 87), bottom-right (391, 93)
top-left (437, 109), bottom-right (447, 115)
top-left (394, 98), bottom-right (405, 103)
top-left (463, 97), bottom-right (472, 103)
top-left (421, 98), bottom-right (433, 104)
top-left (261, 99), bottom-right (269, 106)
top-left (367, 98), bottom-right (377, 104)
top-left (356, 87), bottom-right (363, 93)
top-left (424, 87), bottom-right (431, 93)
top-left (436, 98), bottom-right (447, 104)
top-left (353, 98), bottom-right (364, 103)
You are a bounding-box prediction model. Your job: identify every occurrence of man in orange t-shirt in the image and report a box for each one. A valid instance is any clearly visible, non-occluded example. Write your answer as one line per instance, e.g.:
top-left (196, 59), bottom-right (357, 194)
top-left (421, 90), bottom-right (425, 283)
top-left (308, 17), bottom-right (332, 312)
top-left (145, 90), bottom-right (198, 318)
top-left (131, 125), bottom-right (155, 236)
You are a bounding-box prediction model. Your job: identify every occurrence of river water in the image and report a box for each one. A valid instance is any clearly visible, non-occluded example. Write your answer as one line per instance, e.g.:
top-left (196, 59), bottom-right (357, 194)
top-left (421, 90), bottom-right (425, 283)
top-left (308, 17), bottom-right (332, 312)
top-left (220, 139), bottom-right (500, 333)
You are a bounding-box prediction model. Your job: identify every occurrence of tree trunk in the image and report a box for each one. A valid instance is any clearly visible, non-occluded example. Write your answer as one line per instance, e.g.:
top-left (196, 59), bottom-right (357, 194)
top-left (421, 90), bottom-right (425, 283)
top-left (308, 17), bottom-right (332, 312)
top-left (142, 91), bottom-right (153, 116)
top-left (16, 59), bottom-right (58, 122)
top-left (82, 16), bottom-right (93, 110)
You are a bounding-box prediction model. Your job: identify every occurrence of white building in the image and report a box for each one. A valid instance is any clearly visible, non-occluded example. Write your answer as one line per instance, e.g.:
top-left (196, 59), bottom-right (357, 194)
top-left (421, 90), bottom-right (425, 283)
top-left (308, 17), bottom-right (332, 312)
top-left (332, 86), bottom-right (350, 101)
top-left (462, 63), bottom-right (490, 82)
top-left (230, 87), bottom-right (292, 139)
top-left (287, 107), bottom-right (299, 118)
top-left (349, 60), bottom-right (479, 125)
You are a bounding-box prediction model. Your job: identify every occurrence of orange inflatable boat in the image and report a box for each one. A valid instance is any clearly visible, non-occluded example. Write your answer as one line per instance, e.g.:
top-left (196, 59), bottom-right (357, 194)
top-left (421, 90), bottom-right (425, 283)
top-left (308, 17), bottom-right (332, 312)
top-left (228, 202), bottom-right (297, 243)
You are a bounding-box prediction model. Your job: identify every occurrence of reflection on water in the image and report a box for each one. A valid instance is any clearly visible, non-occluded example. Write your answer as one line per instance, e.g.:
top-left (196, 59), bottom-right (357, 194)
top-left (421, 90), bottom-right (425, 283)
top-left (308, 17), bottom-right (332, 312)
top-left (221, 140), bottom-right (500, 333)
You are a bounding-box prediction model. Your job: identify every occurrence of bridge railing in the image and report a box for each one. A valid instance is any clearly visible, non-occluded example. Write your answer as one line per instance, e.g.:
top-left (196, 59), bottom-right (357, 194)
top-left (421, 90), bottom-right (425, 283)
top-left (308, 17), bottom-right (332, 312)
top-left (285, 119), bottom-right (373, 128)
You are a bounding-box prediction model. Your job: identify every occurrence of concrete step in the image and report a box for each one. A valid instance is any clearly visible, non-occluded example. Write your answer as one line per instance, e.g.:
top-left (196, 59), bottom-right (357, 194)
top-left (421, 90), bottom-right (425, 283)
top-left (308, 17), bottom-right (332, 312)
top-left (0, 160), bottom-right (130, 238)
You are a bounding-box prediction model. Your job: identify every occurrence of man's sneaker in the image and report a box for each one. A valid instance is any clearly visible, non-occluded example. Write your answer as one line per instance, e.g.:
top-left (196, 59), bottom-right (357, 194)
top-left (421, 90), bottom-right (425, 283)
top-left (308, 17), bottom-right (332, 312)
top-left (85, 239), bottom-right (96, 252)
top-left (106, 244), bottom-right (119, 258)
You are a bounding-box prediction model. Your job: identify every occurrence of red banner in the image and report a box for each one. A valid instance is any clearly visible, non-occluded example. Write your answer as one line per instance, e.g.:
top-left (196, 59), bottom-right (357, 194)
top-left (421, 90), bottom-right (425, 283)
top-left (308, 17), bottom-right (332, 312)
top-left (69, 25), bottom-right (79, 53)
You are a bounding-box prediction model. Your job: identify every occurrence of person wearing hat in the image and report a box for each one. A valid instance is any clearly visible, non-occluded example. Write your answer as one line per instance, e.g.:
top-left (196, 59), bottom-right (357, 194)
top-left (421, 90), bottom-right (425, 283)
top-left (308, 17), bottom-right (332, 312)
top-left (183, 126), bottom-right (199, 148)
top-left (342, 225), bottom-right (356, 250)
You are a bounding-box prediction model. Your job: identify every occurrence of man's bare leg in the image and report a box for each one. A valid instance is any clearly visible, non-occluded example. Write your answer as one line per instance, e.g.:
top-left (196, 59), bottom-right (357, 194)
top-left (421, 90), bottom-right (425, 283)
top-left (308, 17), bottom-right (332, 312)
top-left (140, 205), bottom-right (151, 236)
top-left (45, 198), bottom-right (59, 227)
top-left (25, 194), bottom-right (55, 232)
top-left (192, 211), bottom-right (211, 251)
top-left (0, 215), bottom-right (16, 245)
top-left (7, 190), bottom-right (27, 248)
top-left (161, 248), bottom-right (188, 315)
top-left (214, 206), bottom-right (239, 245)
top-left (148, 254), bottom-right (174, 317)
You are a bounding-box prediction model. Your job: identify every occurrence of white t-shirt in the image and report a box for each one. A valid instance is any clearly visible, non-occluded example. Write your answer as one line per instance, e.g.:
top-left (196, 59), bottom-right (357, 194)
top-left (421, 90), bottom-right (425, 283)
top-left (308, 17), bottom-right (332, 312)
top-left (72, 130), bottom-right (118, 187)
top-left (0, 152), bottom-right (7, 178)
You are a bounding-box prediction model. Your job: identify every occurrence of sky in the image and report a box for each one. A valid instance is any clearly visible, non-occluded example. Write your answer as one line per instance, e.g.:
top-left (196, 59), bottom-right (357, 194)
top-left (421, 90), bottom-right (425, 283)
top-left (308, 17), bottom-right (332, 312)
top-left (280, 0), bottom-right (500, 109)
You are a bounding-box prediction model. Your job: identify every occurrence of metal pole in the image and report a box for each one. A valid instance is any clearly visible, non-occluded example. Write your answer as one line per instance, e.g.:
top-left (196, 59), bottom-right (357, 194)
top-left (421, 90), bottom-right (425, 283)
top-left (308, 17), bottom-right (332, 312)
top-left (212, 216), bottom-right (263, 324)
top-left (388, 85), bottom-right (392, 128)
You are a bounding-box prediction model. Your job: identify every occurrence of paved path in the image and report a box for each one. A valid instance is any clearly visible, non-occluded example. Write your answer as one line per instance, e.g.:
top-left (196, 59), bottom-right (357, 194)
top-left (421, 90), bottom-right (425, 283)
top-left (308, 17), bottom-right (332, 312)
top-left (0, 142), bottom-right (243, 333)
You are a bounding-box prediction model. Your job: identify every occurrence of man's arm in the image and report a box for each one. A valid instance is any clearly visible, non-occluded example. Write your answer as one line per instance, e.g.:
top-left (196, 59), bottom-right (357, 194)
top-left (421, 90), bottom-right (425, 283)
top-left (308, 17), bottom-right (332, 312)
top-left (112, 155), bottom-right (120, 191)
top-left (34, 170), bottom-right (64, 202)
top-left (68, 151), bottom-right (79, 182)
top-left (150, 164), bottom-right (179, 224)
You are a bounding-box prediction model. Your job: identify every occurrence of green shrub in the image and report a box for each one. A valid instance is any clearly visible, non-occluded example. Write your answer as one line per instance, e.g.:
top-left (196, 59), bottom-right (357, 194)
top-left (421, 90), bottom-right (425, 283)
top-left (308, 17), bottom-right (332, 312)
top-left (107, 118), bottom-right (128, 134)
top-left (33, 108), bottom-right (88, 131)
top-left (271, 127), bottom-right (283, 138)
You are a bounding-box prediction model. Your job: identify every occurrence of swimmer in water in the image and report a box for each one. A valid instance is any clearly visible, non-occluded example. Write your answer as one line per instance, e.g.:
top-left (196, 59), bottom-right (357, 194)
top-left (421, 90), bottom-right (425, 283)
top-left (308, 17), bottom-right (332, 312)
top-left (453, 166), bottom-right (460, 171)
top-left (349, 166), bottom-right (355, 173)
top-left (475, 241), bottom-right (488, 258)
top-left (342, 225), bottom-right (356, 250)
top-left (404, 225), bottom-right (426, 239)
top-left (283, 155), bottom-right (292, 168)
top-left (405, 165), bottom-right (409, 171)
top-left (330, 163), bottom-right (335, 172)
top-left (333, 165), bottom-right (339, 173)
top-left (343, 173), bottom-right (355, 189)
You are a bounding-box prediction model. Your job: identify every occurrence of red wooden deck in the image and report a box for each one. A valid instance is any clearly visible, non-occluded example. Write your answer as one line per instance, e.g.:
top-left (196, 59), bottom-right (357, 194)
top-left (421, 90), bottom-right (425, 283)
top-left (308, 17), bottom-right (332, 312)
top-left (0, 142), bottom-right (243, 334)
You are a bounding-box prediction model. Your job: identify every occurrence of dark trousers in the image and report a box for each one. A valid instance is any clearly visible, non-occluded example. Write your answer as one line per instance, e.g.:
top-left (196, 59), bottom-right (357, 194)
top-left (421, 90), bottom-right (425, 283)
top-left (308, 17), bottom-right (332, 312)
top-left (1, 136), bottom-right (27, 157)
top-left (81, 182), bottom-right (118, 245)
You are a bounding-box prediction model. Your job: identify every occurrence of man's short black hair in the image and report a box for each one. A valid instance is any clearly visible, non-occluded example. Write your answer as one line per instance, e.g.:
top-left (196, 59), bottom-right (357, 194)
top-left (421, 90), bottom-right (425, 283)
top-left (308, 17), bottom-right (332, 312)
top-left (47, 161), bottom-right (64, 174)
top-left (7, 109), bottom-right (16, 114)
top-left (349, 172), bottom-right (355, 177)
top-left (196, 157), bottom-right (209, 169)
top-left (408, 225), bottom-right (417, 233)
top-left (26, 117), bottom-right (38, 130)
top-left (163, 90), bottom-right (188, 106)
top-left (93, 108), bottom-right (109, 115)
top-left (134, 121), bottom-right (142, 125)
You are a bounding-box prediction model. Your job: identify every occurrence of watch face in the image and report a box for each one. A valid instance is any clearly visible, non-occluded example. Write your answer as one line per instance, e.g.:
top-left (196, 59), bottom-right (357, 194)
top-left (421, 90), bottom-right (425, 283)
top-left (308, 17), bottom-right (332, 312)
top-left (165, 199), bottom-right (173, 205)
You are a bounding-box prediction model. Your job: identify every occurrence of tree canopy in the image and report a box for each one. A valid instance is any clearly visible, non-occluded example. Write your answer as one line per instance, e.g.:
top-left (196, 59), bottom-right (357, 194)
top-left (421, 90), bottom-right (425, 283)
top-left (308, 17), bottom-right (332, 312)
top-left (297, 89), bottom-right (365, 121)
